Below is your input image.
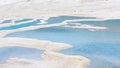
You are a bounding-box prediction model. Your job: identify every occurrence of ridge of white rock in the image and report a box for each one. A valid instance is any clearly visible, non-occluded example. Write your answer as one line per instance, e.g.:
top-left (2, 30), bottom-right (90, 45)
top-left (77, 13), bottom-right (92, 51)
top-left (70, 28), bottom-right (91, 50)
top-left (0, 37), bottom-right (90, 68)
top-left (0, 51), bottom-right (90, 68)
top-left (0, 0), bottom-right (120, 20)
top-left (0, 37), bottom-right (72, 51)
top-left (0, 19), bottom-right (91, 68)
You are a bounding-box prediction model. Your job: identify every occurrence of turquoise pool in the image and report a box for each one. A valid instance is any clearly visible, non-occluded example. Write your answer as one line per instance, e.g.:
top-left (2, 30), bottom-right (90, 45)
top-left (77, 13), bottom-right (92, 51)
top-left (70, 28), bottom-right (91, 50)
top-left (0, 16), bottom-right (120, 68)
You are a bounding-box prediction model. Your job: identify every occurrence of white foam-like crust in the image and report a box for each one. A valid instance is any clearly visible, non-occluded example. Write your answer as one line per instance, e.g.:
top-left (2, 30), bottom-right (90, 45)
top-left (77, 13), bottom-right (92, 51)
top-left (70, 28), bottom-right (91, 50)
top-left (0, 37), bottom-right (72, 51)
top-left (0, 0), bottom-right (120, 20)
top-left (0, 25), bottom-right (91, 68)
top-left (0, 17), bottom-right (108, 68)
top-left (0, 37), bottom-right (90, 68)
top-left (0, 51), bottom-right (90, 68)
top-left (0, 18), bottom-right (108, 37)
top-left (0, 19), bottom-right (38, 27)
top-left (0, 19), bottom-right (91, 68)
top-left (61, 19), bottom-right (108, 31)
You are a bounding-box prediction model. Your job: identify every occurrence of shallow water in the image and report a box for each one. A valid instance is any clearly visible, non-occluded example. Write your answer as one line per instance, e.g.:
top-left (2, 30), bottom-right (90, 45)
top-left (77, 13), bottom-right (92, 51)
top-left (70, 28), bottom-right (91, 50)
top-left (0, 47), bottom-right (43, 62)
top-left (1, 16), bottom-right (120, 68)
top-left (0, 19), bottom-right (40, 30)
top-left (75, 19), bottom-right (120, 32)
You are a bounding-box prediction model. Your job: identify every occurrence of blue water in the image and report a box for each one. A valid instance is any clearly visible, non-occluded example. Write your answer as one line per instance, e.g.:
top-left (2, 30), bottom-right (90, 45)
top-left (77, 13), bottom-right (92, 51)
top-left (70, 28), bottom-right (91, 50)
top-left (0, 18), bottom-right (33, 24)
top-left (0, 16), bottom-right (120, 68)
top-left (46, 16), bottom-right (96, 24)
top-left (74, 19), bottom-right (120, 32)
top-left (0, 19), bottom-right (41, 30)
top-left (0, 47), bottom-right (43, 62)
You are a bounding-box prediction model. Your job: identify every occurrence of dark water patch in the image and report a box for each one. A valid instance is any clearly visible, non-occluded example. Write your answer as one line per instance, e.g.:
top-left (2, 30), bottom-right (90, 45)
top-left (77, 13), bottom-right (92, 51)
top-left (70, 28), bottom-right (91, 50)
top-left (0, 19), bottom-right (12, 24)
top-left (15, 18), bottom-right (33, 23)
top-left (46, 16), bottom-right (96, 24)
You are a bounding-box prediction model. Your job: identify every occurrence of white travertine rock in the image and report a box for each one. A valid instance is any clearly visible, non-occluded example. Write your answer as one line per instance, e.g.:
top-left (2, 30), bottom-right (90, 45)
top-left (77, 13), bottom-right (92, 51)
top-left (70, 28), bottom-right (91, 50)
top-left (1, 0), bottom-right (119, 68)
top-left (0, 51), bottom-right (90, 68)
top-left (0, 0), bottom-right (120, 19)
top-left (0, 37), bottom-right (90, 68)
top-left (42, 51), bottom-right (90, 68)
top-left (0, 37), bottom-right (72, 51)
